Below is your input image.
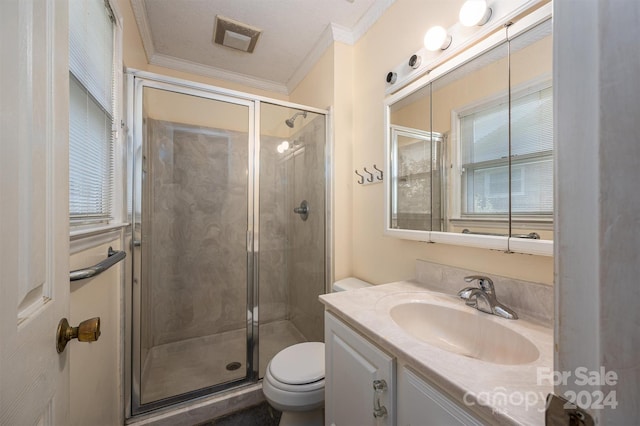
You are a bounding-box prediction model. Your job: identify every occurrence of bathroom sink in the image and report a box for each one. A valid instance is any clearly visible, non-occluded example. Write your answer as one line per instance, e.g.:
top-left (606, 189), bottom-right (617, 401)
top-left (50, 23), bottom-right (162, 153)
top-left (390, 302), bottom-right (539, 365)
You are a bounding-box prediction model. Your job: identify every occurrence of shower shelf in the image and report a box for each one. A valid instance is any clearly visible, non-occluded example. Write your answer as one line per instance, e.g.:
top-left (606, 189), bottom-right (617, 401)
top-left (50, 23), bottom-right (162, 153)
top-left (70, 246), bottom-right (126, 282)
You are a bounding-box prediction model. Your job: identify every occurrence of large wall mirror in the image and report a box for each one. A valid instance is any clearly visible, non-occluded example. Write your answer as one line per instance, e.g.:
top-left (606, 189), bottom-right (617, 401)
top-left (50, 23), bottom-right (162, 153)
top-left (385, 11), bottom-right (553, 256)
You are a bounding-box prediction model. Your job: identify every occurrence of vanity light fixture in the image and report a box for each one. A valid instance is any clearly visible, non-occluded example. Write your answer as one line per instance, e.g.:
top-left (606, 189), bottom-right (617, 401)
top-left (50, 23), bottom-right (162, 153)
top-left (459, 0), bottom-right (492, 27)
top-left (424, 26), bottom-right (452, 51)
top-left (408, 54), bottom-right (422, 69)
top-left (386, 71), bottom-right (397, 84)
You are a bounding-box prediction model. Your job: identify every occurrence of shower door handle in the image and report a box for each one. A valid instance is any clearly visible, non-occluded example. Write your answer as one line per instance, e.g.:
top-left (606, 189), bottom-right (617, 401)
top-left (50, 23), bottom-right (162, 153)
top-left (293, 200), bottom-right (309, 221)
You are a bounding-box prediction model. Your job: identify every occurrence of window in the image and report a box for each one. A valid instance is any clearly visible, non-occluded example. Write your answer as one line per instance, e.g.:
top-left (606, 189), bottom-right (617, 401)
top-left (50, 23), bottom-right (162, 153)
top-left (459, 85), bottom-right (552, 217)
top-left (69, 0), bottom-right (117, 225)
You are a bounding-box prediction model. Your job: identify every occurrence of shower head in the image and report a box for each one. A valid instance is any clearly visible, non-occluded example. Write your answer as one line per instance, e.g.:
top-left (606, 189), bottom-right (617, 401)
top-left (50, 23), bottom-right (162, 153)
top-left (285, 111), bottom-right (307, 128)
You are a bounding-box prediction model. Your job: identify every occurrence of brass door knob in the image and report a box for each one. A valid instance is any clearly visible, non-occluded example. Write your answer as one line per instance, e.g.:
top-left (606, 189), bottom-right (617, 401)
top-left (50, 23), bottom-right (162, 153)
top-left (56, 317), bottom-right (101, 353)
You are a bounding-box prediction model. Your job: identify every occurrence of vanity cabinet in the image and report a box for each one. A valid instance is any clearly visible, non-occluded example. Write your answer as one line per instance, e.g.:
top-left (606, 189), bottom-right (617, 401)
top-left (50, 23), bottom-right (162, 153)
top-left (325, 312), bottom-right (484, 426)
top-left (397, 366), bottom-right (483, 426)
top-left (325, 312), bottom-right (395, 426)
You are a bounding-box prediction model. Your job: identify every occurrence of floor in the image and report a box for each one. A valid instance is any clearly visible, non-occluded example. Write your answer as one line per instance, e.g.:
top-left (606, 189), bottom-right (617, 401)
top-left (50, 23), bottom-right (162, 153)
top-left (141, 320), bottom-right (306, 403)
top-left (199, 402), bottom-right (282, 426)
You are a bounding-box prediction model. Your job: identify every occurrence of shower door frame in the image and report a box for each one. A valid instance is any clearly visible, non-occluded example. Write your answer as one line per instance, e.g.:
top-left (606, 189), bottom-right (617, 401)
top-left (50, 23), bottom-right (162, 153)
top-left (125, 69), bottom-right (332, 417)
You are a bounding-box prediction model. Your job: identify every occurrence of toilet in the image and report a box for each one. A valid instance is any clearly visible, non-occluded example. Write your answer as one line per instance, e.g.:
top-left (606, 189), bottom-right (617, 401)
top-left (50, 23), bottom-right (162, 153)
top-left (262, 277), bottom-right (372, 426)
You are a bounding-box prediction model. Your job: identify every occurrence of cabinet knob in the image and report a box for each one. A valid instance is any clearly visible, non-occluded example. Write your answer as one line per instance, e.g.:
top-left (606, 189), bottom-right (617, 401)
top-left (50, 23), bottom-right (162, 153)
top-left (372, 379), bottom-right (388, 418)
top-left (373, 379), bottom-right (388, 391)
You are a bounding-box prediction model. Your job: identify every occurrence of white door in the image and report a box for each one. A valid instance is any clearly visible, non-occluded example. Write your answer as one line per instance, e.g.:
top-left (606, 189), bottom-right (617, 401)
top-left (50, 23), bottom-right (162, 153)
top-left (0, 0), bottom-right (71, 424)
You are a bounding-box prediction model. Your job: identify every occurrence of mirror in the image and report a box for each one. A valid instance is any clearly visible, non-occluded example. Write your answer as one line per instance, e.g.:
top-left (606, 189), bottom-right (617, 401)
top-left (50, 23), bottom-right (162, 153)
top-left (385, 16), bottom-right (552, 255)
top-left (508, 20), bottom-right (553, 242)
top-left (389, 84), bottom-right (444, 232)
top-left (432, 40), bottom-right (510, 237)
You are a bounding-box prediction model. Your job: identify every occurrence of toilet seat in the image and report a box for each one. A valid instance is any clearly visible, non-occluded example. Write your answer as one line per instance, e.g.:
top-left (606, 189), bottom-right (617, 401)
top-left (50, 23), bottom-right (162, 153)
top-left (262, 342), bottom-right (326, 413)
top-left (268, 342), bottom-right (325, 385)
top-left (265, 366), bottom-right (325, 393)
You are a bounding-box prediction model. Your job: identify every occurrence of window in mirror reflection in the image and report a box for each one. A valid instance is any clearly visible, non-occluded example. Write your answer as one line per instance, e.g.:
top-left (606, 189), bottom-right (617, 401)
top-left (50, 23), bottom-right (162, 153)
top-left (458, 83), bottom-right (552, 217)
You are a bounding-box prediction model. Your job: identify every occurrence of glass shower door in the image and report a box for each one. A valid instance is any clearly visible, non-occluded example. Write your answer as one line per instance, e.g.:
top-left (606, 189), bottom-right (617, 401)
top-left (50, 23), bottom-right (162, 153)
top-left (132, 83), bottom-right (254, 411)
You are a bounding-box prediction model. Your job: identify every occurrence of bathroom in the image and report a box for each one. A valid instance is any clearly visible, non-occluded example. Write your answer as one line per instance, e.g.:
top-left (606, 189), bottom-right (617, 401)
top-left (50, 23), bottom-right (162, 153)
top-left (0, 0), bottom-right (638, 425)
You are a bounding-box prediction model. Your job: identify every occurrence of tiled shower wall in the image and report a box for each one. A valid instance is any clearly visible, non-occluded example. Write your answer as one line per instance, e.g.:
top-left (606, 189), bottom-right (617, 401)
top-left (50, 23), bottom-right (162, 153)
top-left (285, 116), bottom-right (326, 343)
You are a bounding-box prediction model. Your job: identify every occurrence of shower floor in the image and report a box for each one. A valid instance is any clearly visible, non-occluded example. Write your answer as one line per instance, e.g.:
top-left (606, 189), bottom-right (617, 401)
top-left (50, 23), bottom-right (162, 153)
top-left (140, 320), bottom-right (307, 404)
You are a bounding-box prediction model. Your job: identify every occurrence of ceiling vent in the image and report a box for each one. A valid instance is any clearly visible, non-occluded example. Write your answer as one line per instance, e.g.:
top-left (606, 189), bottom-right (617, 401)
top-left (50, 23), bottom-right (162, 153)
top-left (213, 15), bottom-right (261, 53)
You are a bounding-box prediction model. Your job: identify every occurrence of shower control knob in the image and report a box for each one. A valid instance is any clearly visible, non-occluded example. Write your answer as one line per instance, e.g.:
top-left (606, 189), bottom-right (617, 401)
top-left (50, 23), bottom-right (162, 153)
top-left (293, 200), bottom-right (309, 221)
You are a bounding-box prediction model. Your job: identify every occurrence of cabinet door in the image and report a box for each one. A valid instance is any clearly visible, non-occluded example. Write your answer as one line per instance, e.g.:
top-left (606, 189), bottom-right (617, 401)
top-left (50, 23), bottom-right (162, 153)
top-left (397, 367), bottom-right (483, 426)
top-left (325, 312), bottom-right (395, 426)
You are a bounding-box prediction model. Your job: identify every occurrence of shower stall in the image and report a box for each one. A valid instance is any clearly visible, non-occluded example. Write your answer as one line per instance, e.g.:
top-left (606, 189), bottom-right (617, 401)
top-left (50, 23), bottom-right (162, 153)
top-left (126, 71), bottom-right (330, 415)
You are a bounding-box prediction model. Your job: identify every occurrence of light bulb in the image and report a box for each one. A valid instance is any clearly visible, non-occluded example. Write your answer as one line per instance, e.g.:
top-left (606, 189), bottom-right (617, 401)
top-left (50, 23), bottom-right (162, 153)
top-left (459, 0), bottom-right (492, 27)
top-left (281, 140), bottom-right (290, 150)
top-left (424, 26), bottom-right (452, 51)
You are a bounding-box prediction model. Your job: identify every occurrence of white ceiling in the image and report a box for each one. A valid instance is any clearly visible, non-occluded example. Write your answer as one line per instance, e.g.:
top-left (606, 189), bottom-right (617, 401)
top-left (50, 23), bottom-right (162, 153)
top-left (131, 0), bottom-right (396, 94)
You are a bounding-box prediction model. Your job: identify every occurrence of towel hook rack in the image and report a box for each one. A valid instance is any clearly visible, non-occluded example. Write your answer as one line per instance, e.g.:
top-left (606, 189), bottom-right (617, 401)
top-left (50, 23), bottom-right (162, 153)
top-left (373, 164), bottom-right (384, 181)
top-left (363, 167), bottom-right (374, 182)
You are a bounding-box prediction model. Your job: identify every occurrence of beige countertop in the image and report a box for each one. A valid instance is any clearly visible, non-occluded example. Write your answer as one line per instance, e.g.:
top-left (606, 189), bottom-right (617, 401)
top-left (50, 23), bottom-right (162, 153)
top-left (319, 279), bottom-right (554, 425)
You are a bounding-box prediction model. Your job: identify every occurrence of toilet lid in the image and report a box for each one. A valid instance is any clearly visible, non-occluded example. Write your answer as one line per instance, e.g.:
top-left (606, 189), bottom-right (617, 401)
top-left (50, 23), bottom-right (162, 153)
top-left (269, 342), bottom-right (325, 385)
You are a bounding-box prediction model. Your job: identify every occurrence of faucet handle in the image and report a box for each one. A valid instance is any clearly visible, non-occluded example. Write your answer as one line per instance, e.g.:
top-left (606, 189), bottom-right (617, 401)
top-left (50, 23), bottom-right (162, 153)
top-left (457, 287), bottom-right (476, 299)
top-left (464, 275), bottom-right (494, 293)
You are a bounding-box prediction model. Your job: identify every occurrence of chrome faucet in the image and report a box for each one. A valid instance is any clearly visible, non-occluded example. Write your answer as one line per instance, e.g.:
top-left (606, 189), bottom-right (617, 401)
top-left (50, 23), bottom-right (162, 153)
top-left (457, 275), bottom-right (518, 320)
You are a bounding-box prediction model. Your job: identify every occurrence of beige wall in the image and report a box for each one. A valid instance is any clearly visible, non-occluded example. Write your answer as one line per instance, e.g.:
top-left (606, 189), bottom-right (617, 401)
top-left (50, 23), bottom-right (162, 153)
top-left (144, 88), bottom-right (250, 133)
top-left (290, 44), bottom-right (335, 109)
top-left (70, 236), bottom-right (124, 426)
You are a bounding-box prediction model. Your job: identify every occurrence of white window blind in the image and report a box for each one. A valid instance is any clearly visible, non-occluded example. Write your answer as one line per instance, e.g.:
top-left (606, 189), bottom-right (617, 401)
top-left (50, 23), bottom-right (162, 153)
top-left (69, 0), bottom-right (115, 223)
top-left (460, 86), bottom-right (553, 215)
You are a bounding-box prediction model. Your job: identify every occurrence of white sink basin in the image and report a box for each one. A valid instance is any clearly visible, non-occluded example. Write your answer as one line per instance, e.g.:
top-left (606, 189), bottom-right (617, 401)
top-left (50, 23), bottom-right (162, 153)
top-left (390, 302), bottom-right (539, 365)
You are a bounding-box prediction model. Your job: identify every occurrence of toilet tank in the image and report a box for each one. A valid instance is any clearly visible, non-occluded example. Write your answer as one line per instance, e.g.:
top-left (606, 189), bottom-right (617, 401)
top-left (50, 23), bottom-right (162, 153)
top-left (332, 277), bottom-right (372, 292)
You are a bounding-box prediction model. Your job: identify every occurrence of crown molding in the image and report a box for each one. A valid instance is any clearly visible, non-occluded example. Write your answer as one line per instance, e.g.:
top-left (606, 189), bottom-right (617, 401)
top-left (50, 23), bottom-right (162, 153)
top-left (351, 0), bottom-right (396, 42)
top-left (149, 53), bottom-right (289, 94)
top-left (286, 0), bottom-right (396, 93)
top-left (331, 23), bottom-right (355, 45)
top-left (285, 23), bottom-right (336, 93)
top-left (130, 0), bottom-right (156, 61)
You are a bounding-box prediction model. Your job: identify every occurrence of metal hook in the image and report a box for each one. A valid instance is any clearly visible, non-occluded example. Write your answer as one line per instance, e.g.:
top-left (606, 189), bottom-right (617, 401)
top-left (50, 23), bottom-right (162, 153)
top-left (363, 167), bottom-right (374, 183)
top-left (354, 170), bottom-right (365, 184)
top-left (373, 164), bottom-right (384, 181)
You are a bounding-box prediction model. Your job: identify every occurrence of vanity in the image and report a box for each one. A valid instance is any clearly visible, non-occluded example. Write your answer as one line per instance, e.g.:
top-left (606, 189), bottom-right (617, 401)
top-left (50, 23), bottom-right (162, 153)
top-left (320, 261), bottom-right (553, 425)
